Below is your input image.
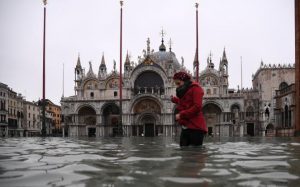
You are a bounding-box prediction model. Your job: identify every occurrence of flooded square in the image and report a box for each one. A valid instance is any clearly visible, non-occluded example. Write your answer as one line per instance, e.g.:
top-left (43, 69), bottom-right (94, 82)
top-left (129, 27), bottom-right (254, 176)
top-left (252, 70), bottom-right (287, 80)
top-left (1, 137), bottom-right (300, 187)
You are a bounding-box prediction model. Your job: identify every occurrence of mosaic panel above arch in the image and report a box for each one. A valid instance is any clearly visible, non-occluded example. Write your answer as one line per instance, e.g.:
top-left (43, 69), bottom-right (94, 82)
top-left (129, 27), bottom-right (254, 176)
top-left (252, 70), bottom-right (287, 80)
top-left (133, 99), bottom-right (161, 114)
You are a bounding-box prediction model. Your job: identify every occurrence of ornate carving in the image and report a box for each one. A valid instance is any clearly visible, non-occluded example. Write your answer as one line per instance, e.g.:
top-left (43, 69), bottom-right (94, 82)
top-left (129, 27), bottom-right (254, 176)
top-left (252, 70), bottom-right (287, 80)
top-left (134, 99), bottom-right (161, 114)
top-left (144, 57), bottom-right (154, 65)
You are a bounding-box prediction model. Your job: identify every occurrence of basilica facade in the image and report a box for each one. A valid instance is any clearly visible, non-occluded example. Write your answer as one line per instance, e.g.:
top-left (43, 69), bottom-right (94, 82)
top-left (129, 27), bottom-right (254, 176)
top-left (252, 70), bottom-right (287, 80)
top-left (61, 37), bottom-right (295, 137)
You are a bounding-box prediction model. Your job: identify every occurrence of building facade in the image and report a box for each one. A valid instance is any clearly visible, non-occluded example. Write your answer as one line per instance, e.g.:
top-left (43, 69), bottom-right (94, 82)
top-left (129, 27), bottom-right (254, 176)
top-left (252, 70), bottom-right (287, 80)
top-left (274, 83), bottom-right (295, 136)
top-left (7, 89), bottom-right (24, 137)
top-left (23, 101), bottom-right (41, 137)
top-left (0, 83), bottom-right (9, 137)
top-left (61, 37), bottom-right (285, 137)
top-left (252, 62), bottom-right (295, 136)
top-left (45, 99), bottom-right (62, 135)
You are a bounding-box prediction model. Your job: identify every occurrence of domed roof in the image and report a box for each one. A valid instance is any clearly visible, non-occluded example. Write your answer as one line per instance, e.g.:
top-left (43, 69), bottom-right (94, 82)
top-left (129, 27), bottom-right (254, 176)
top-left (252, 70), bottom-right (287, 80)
top-left (200, 54), bottom-right (220, 77)
top-left (200, 68), bottom-right (219, 77)
top-left (150, 51), bottom-right (181, 69)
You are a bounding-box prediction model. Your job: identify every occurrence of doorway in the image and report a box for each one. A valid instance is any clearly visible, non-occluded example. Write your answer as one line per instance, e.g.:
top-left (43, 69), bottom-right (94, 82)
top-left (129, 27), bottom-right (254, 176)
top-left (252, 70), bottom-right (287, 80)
top-left (88, 128), bottom-right (96, 137)
top-left (145, 123), bottom-right (155, 137)
top-left (247, 123), bottom-right (254, 136)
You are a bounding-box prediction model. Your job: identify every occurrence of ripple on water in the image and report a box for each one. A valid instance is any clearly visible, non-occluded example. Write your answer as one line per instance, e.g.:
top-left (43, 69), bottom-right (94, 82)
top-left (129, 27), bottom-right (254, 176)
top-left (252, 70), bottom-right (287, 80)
top-left (160, 177), bottom-right (212, 184)
top-left (231, 160), bottom-right (290, 168)
top-left (120, 156), bottom-right (181, 162)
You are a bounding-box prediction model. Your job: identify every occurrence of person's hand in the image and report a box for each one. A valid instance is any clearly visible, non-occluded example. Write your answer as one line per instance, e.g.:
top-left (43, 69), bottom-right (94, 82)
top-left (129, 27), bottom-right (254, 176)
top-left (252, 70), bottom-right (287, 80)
top-left (175, 114), bottom-right (180, 120)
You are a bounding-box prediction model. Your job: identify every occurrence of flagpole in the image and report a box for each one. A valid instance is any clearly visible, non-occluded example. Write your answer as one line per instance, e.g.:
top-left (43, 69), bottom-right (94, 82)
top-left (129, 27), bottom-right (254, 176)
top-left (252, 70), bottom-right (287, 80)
top-left (195, 2), bottom-right (199, 83)
top-left (42, 0), bottom-right (47, 136)
top-left (119, 0), bottom-right (123, 135)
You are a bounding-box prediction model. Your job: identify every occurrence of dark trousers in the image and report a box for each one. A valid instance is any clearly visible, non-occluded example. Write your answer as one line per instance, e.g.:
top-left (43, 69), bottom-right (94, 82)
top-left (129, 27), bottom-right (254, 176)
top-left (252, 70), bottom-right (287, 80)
top-left (180, 129), bottom-right (205, 147)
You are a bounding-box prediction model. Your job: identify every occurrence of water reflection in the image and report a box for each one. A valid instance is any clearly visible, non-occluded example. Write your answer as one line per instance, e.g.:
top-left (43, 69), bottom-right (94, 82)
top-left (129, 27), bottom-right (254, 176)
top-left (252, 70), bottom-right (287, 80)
top-left (0, 137), bottom-right (300, 187)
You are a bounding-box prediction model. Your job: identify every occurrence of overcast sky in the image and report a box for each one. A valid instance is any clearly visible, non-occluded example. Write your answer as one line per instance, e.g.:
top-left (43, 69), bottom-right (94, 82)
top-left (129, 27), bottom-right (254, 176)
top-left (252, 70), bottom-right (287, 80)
top-left (0, 0), bottom-right (295, 105)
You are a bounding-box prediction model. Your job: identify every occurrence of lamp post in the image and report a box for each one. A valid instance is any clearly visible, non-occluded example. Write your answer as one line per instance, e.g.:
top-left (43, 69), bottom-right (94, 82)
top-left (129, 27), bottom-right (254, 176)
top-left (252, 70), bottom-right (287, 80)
top-left (41, 0), bottom-right (47, 136)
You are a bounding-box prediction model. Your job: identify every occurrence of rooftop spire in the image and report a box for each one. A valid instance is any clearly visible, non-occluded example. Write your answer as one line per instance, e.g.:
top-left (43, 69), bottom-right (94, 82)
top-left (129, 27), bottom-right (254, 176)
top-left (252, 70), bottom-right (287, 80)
top-left (87, 61), bottom-right (95, 77)
top-left (125, 51), bottom-right (130, 65)
top-left (168, 38), bottom-right (173, 52)
top-left (159, 28), bottom-right (166, 52)
top-left (100, 53), bottom-right (106, 69)
top-left (76, 53), bottom-right (81, 68)
top-left (222, 47), bottom-right (227, 61)
top-left (146, 38), bottom-right (151, 55)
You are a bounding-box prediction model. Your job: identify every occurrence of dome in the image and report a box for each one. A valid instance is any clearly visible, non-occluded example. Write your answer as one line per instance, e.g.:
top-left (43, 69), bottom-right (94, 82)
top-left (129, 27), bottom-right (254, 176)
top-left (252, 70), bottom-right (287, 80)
top-left (200, 68), bottom-right (220, 77)
top-left (150, 51), bottom-right (181, 69)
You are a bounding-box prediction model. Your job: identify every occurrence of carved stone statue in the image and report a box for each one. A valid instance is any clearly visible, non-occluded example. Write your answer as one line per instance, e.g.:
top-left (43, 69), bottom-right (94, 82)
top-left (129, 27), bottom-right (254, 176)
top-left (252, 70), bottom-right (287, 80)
top-left (181, 56), bottom-right (184, 67)
top-left (113, 60), bottom-right (116, 72)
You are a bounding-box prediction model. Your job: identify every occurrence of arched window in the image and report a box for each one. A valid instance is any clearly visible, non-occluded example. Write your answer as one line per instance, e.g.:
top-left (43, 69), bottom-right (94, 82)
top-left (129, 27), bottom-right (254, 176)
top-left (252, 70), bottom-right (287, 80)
top-left (279, 82), bottom-right (288, 90)
top-left (90, 92), bottom-right (94, 98)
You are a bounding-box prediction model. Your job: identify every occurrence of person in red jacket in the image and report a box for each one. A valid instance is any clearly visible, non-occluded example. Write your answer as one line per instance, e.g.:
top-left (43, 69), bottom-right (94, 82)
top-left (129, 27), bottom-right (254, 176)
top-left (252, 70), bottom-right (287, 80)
top-left (171, 71), bottom-right (207, 147)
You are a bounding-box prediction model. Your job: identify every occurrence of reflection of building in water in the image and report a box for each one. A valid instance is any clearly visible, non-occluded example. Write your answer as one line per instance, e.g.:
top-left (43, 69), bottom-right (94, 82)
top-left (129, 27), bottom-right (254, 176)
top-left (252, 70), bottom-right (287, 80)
top-left (61, 36), bottom-right (295, 137)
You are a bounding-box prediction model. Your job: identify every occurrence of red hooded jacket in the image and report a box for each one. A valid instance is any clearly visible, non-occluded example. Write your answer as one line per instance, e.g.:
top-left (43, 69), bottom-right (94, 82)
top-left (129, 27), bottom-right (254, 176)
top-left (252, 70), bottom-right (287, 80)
top-left (171, 82), bottom-right (207, 132)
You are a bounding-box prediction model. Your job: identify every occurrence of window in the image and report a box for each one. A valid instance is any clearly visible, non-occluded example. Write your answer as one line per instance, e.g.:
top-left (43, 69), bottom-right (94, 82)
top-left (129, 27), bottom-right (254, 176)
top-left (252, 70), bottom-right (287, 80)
top-left (28, 113), bottom-right (30, 118)
top-left (206, 89), bottom-right (211, 95)
top-left (90, 92), bottom-right (94, 97)
top-left (114, 91), bottom-right (118, 97)
top-left (213, 88), bottom-right (217, 95)
top-left (279, 82), bottom-right (288, 90)
top-left (246, 106), bottom-right (254, 117)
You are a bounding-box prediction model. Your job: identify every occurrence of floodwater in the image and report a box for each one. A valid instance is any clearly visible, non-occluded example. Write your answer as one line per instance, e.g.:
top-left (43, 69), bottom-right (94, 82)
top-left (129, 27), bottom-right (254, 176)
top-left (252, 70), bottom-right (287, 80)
top-left (0, 137), bottom-right (300, 187)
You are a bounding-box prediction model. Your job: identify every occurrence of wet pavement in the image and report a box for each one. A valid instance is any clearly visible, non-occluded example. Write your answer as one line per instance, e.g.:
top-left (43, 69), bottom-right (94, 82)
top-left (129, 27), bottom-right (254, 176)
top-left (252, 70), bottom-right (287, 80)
top-left (0, 136), bottom-right (300, 187)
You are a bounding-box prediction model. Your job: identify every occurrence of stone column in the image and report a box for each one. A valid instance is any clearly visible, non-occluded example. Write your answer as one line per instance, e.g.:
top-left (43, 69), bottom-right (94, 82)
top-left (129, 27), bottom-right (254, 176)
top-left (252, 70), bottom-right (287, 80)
top-left (295, 0), bottom-right (300, 135)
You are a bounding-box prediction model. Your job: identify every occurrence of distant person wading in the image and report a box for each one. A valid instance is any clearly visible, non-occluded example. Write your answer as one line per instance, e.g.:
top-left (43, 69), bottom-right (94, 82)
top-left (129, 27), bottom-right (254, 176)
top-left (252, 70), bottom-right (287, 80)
top-left (171, 71), bottom-right (207, 147)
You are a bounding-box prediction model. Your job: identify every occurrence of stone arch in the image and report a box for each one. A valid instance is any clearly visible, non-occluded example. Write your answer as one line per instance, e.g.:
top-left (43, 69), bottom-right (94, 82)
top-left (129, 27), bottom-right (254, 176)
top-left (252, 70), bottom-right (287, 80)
top-left (133, 71), bottom-right (164, 95)
top-left (137, 113), bottom-right (160, 125)
top-left (203, 101), bottom-right (224, 112)
top-left (266, 123), bottom-right (275, 136)
top-left (82, 78), bottom-right (99, 90)
top-left (132, 98), bottom-right (162, 114)
top-left (101, 102), bottom-right (120, 126)
top-left (279, 81), bottom-right (288, 90)
top-left (130, 66), bottom-right (168, 89)
top-left (266, 123), bottom-right (274, 130)
top-left (135, 112), bottom-right (161, 137)
top-left (230, 103), bottom-right (241, 112)
top-left (76, 104), bottom-right (96, 114)
top-left (130, 96), bottom-right (162, 114)
top-left (104, 75), bottom-right (122, 89)
top-left (202, 102), bottom-right (222, 136)
top-left (77, 105), bottom-right (97, 126)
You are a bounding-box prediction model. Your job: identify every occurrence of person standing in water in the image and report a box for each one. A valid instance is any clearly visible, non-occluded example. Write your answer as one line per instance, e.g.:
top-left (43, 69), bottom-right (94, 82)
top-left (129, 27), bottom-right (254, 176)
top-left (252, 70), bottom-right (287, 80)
top-left (171, 71), bottom-right (207, 146)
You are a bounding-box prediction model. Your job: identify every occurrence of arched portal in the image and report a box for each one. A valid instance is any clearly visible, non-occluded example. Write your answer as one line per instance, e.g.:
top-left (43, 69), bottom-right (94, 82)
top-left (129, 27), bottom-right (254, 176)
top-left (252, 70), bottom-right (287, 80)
top-left (132, 98), bottom-right (162, 137)
top-left (102, 103), bottom-right (120, 126)
top-left (203, 103), bottom-right (222, 136)
top-left (78, 106), bottom-right (96, 137)
top-left (101, 103), bottom-right (121, 137)
top-left (78, 106), bottom-right (96, 125)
